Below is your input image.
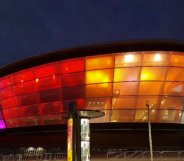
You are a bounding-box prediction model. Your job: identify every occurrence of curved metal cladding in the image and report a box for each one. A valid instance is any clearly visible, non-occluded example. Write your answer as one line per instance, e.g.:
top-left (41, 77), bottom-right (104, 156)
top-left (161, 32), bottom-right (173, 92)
top-left (1, 41), bottom-right (184, 129)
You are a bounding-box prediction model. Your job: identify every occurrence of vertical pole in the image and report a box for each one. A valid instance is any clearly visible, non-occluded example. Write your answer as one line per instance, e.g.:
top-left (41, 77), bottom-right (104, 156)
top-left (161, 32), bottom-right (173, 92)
top-left (146, 100), bottom-right (153, 161)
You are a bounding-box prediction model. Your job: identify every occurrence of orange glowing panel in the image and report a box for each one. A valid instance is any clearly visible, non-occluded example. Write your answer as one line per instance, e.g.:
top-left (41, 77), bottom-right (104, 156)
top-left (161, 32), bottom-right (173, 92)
top-left (1, 97), bottom-right (16, 109)
top-left (0, 76), bottom-right (11, 89)
top-left (143, 52), bottom-right (169, 66)
top-left (156, 110), bottom-right (178, 123)
top-left (58, 58), bottom-right (84, 74)
top-left (34, 63), bottom-right (57, 78)
top-left (135, 109), bottom-right (156, 122)
top-left (112, 97), bottom-right (136, 109)
top-left (140, 67), bottom-right (167, 81)
top-left (113, 82), bottom-right (138, 96)
top-left (86, 83), bottom-right (112, 98)
top-left (136, 96), bottom-right (161, 109)
top-left (86, 69), bottom-right (113, 84)
top-left (163, 82), bottom-right (184, 96)
top-left (169, 52), bottom-right (184, 67)
top-left (138, 82), bottom-right (164, 95)
top-left (85, 54), bottom-right (114, 70)
top-left (3, 107), bottom-right (18, 119)
top-left (115, 52), bottom-right (142, 67)
top-left (166, 67), bottom-right (184, 82)
top-left (160, 96), bottom-right (184, 109)
top-left (10, 69), bottom-right (34, 84)
top-left (114, 67), bottom-right (140, 82)
top-left (111, 110), bottom-right (135, 122)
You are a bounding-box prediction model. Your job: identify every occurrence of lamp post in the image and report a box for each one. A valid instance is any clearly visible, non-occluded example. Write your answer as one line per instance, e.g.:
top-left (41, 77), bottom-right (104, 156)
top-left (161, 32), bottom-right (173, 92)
top-left (146, 100), bottom-right (153, 161)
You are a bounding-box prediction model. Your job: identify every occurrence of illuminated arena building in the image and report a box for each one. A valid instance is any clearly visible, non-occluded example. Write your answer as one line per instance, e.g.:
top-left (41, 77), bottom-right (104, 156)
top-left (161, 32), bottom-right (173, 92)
top-left (1, 40), bottom-right (184, 159)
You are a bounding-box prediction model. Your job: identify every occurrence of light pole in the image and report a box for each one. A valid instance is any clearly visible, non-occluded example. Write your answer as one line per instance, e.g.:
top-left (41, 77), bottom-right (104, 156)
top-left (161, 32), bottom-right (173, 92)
top-left (146, 100), bottom-right (153, 161)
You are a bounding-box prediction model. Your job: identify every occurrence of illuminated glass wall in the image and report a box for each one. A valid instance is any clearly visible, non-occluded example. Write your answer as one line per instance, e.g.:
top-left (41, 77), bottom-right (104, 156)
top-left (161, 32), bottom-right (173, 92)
top-left (0, 51), bottom-right (184, 128)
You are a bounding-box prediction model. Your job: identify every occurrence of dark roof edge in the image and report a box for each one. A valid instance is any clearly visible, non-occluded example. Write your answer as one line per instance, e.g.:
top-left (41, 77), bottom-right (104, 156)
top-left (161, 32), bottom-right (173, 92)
top-left (1, 39), bottom-right (184, 77)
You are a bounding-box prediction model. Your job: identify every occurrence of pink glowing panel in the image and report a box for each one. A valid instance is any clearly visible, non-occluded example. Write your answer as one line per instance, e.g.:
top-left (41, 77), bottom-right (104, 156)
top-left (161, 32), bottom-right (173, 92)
top-left (34, 63), bottom-right (57, 78)
top-left (58, 58), bottom-right (84, 74)
top-left (10, 69), bottom-right (34, 84)
top-left (0, 120), bottom-right (6, 129)
top-left (0, 76), bottom-right (11, 89)
top-left (5, 118), bottom-right (20, 128)
top-left (1, 97), bottom-right (16, 109)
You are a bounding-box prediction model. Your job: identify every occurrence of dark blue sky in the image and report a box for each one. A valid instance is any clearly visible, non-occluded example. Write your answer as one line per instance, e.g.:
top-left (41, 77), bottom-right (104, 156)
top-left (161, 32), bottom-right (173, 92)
top-left (1, 0), bottom-right (184, 67)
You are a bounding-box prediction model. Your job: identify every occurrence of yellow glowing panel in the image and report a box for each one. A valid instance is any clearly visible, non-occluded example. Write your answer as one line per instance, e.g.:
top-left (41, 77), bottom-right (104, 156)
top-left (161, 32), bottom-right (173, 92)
top-left (86, 69), bottom-right (113, 84)
top-left (112, 97), bottom-right (136, 109)
top-left (143, 51), bottom-right (169, 66)
top-left (166, 67), bottom-right (184, 82)
top-left (140, 67), bottom-right (167, 81)
top-left (136, 96), bottom-right (160, 109)
top-left (111, 110), bottom-right (135, 122)
top-left (114, 67), bottom-right (140, 82)
top-left (115, 52), bottom-right (142, 67)
top-left (85, 54), bottom-right (114, 70)
top-left (86, 83), bottom-right (112, 98)
top-left (169, 52), bottom-right (184, 67)
top-left (163, 82), bottom-right (184, 96)
top-left (113, 82), bottom-right (138, 96)
top-left (160, 96), bottom-right (183, 109)
top-left (138, 82), bottom-right (164, 95)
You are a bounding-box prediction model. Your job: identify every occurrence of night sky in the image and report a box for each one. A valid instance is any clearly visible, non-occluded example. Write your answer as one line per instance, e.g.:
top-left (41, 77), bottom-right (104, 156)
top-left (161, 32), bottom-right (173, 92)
top-left (1, 0), bottom-right (184, 67)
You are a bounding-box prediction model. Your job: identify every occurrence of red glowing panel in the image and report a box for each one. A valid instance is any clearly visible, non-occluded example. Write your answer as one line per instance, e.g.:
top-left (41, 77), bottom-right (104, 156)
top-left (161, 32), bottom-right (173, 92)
top-left (60, 72), bottom-right (85, 87)
top-left (3, 107), bottom-right (18, 119)
top-left (5, 118), bottom-right (20, 128)
top-left (10, 70), bottom-right (34, 84)
top-left (34, 64), bottom-right (57, 78)
top-left (58, 58), bottom-right (84, 74)
top-left (42, 114), bottom-right (62, 125)
top-left (40, 101), bottom-right (61, 114)
top-left (17, 104), bottom-right (39, 117)
top-left (1, 97), bottom-right (16, 109)
top-left (19, 115), bottom-right (41, 127)
top-left (76, 99), bottom-right (85, 110)
top-left (0, 86), bottom-right (13, 99)
top-left (0, 76), bottom-right (11, 89)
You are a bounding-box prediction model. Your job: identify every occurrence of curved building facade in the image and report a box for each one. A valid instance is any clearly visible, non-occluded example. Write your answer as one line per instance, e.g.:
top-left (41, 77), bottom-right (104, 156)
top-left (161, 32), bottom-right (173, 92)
top-left (1, 40), bottom-right (184, 129)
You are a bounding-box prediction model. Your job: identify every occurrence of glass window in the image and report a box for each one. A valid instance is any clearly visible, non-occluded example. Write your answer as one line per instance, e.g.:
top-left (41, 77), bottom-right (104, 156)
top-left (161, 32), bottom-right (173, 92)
top-left (135, 109), bottom-right (157, 122)
top-left (0, 86), bottom-right (13, 99)
top-left (42, 114), bottom-right (63, 125)
top-left (86, 69), bottom-right (113, 84)
top-left (19, 115), bottom-right (41, 127)
top-left (35, 75), bottom-right (60, 91)
top-left (90, 110), bottom-right (110, 123)
top-left (17, 104), bottom-right (39, 117)
top-left (15, 92), bottom-right (40, 106)
top-left (114, 67), bottom-right (140, 82)
top-left (169, 52), bottom-right (184, 67)
top-left (10, 69), bottom-right (34, 84)
top-left (0, 76), bottom-right (11, 89)
top-left (1, 97), bottom-right (16, 109)
top-left (86, 97), bottom-right (111, 110)
top-left (60, 72), bottom-right (85, 87)
top-left (85, 54), bottom-right (114, 70)
top-left (166, 67), bottom-right (184, 82)
top-left (142, 51), bottom-right (169, 66)
top-left (39, 88), bottom-right (61, 103)
top-left (138, 82), bottom-right (164, 95)
top-left (58, 58), bottom-right (84, 74)
top-left (112, 97), bottom-right (136, 109)
top-left (163, 82), bottom-right (184, 96)
top-left (115, 52), bottom-right (142, 67)
top-left (3, 107), bottom-right (18, 119)
top-left (12, 80), bottom-right (36, 95)
top-left (141, 67), bottom-right (167, 81)
top-left (136, 96), bottom-right (161, 109)
top-left (62, 85), bottom-right (85, 100)
top-left (5, 118), bottom-right (20, 128)
top-left (40, 101), bottom-right (61, 114)
top-left (34, 63), bottom-right (57, 78)
top-left (113, 82), bottom-right (138, 96)
top-left (160, 96), bottom-right (184, 109)
top-left (111, 109), bottom-right (135, 122)
top-left (0, 120), bottom-right (6, 129)
top-left (86, 83), bottom-right (112, 98)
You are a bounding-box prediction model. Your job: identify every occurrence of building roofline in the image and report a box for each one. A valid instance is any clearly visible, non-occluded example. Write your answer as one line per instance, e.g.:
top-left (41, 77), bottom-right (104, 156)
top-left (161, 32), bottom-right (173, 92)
top-left (1, 40), bottom-right (184, 77)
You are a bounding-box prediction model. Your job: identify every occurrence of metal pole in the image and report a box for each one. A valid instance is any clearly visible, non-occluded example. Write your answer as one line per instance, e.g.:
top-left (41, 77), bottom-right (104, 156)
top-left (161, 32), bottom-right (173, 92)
top-left (146, 100), bottom-right (153, 161)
